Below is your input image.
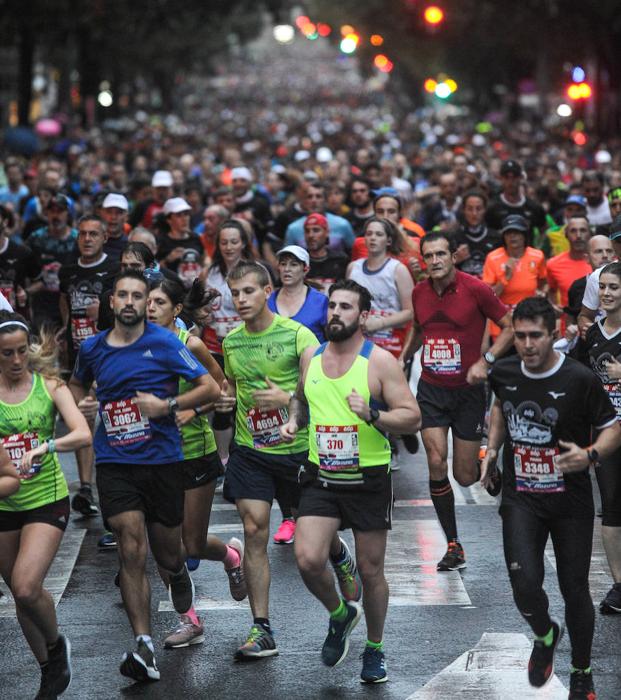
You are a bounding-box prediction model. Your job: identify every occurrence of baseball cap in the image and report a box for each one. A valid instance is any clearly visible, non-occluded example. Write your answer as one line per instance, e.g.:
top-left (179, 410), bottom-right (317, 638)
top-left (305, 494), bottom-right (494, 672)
top-left (276, 245), bottom-right (310, 265)
top-left (564, 194), bottom-right (587, 209)
top-left (152, 170), bottom-right (173, 188)
top-left (304, 213), bottom-right (328, 229)
top-left (500, 214), bottom-right (530, 233)
top-left (372, 186), bottom-right (400, 198)
top-left (609, 215), bottom-right (621, 241)
top-left (102, 193), bottom-right (129, 211)
top-left (294, 149), bottom-right (311, 163)
top-left (45, 193), bottom-right (70, 211)
top-left (231, 166), bottom-right (252, 182)
top-left (500, 159), bottom-right (523, 176)
top-left (163, 197), bottom-right (191, 215)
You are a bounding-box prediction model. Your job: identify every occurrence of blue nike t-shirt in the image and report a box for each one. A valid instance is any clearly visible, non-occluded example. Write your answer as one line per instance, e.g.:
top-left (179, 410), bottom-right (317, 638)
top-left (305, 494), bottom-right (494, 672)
top-left (73, 322), bottom-right (206, 465)
top-left (268, 286), bottom-right (328, 342)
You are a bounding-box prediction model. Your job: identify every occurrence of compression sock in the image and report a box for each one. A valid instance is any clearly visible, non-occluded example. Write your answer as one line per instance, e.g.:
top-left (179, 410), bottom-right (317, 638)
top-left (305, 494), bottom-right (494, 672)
top-left (366, 639), bottom-right (383, 651)
top-left (254, 617), bottom-right (272, 634)
top-left (429, 477), bottom-right (458, 541)
top-left (535, 626), bottom-right (555, 647)
top-left (136, 634), bottom-right (154, 652)
top-left (222, 544), bottom-right (241, 570)
top-left (330, 600), bottom-right (348, 622)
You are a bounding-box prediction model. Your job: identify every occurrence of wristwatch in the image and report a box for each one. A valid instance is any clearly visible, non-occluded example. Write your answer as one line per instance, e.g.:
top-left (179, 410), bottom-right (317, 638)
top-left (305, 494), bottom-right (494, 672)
top-left (483, 351), bottom-right (496, 365)
top-left (167, 397), bottom-right (179, 415)
top-left (367, 407), bottom-right (381, 425)
top-left (586, 447), bottom-right (600, 468)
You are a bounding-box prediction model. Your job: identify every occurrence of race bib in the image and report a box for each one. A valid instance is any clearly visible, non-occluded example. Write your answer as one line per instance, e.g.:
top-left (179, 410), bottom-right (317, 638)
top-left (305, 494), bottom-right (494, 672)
top-left (214, 315), bottom-right (241, 340)
top-left (41, 262), bottom-right (61, 292)
top-left (178, 261), bottom-right (202, 287)
top-left (365, 310), bottom-right (402, 355)
top-left (71, 317), bottom-right (97, 345)
top-left (514, 445), bottom-right (565, 493)
top-left (316, 425), bottom-right (359, 471)
top-left (604, 383), bottom-right (621, 418)
top-left (423, 338), bottom-right (462, 374)
top-left (246, 407), bottom-right (288, 449)
top-left (0, 284), bottom-right (15, 308)
top-left (1, 432), bottom-right (41, 478)
top-left (101, 398), bottom-right (152, 446)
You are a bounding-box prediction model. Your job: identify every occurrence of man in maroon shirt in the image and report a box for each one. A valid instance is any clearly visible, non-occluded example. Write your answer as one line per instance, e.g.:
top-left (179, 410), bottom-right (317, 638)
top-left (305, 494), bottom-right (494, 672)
top-left (400, 232), bottom-right (513, 571)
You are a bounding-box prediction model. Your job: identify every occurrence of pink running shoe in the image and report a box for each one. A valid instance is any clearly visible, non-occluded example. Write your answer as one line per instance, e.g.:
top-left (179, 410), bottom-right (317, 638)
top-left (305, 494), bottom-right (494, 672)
top-left (273, 519), bottom-right (296, 544)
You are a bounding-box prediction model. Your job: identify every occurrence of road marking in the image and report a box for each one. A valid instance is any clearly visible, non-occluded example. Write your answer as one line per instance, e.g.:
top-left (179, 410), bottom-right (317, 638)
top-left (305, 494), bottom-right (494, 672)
top-left (407, 632), bottom-right (566, 698)
top-left (386, 520), bottom-right (471, 606)
top-left (0, 529), bottom-right (85, 618)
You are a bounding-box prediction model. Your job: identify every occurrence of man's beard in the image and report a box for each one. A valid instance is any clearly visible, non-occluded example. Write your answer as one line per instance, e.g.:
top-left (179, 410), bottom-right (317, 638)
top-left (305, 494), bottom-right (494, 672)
top-left (325, 319), bottom-right (359, 342)
top-left (114, 307), bottom-right (146, 328)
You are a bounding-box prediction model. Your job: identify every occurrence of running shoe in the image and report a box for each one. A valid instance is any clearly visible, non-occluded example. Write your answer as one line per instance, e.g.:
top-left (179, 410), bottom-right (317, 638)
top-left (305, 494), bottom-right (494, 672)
top-left (360, 646), bottom-right (388, 684)
top-left (98, 532), bottom-right (117, 550)
top-left (528, 619), bottom-right (563, 688)
top-left (273, 518), bottom-right (295, 544)
top-left (321, 600), bottom-right (362, 667)
top-left (37, 634), bottom-right (71, 698)
top-left (71, 486), bottom-right (99, 517)
top-left (120, 640), bottom-right (160, 681)
top-left (332, 538), bottom-right (362, 602)
top-left (225, 537), bottom-right (247, 601)
top-left (168, 564), bottom-right (195, 614)
top-left (437, 541), bottom-right (466, 571)
top-left (163, 615), bottom-right (205, 648)
top-left (234, 625), bottom-right (278, 660)
top-left (600, 582), bottom-right (621, 613)
top-left (186, 557), bottom-right (201, 572)
top-left (568, 669), bottom-right (596, 699)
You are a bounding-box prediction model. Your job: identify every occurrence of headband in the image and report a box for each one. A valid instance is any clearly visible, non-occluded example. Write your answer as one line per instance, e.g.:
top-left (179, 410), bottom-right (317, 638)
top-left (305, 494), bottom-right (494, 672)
top-left (0, 321), bottom-right (29, 332)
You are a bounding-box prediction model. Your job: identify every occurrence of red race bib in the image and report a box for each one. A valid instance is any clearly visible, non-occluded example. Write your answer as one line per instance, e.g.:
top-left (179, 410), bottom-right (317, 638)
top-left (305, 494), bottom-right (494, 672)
top-left (1, 432), bottom-right (42, 477)
top-left (101, 398), bottom-right (152, 446)
top-left (246, 408), bottom-right (288, 449)
top-left (423, 337), bottom-right (462, 375)
top-left (514, 445), bottom-right (564, 493)
top-left (316, 425), bottom-right (359, 471)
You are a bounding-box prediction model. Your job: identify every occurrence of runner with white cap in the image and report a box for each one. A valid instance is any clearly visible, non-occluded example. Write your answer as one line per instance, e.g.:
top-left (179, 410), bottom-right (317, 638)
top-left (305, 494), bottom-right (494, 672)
top-left (101, 193), bottom-right (130, 262)
top-left (158, 198), bottom-right (204, 288)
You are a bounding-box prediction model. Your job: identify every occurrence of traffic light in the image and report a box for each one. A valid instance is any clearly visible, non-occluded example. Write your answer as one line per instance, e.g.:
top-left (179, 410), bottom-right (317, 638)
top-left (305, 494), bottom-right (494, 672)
top-left (566, 82), bottom-right (592, 100)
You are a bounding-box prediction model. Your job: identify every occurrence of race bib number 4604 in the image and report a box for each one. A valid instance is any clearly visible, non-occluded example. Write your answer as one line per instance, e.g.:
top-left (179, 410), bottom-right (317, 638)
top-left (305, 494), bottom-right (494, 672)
top-left (514, 445), bottom-right (565, 493)
top-left (102, 398), bottom-right (152, 446)
top-left (1, 432), bottom-right (41, 477)
top-left (316, 425), bottom-right (359, 471)
top-left (423, 338), bottom-right (461, 374)
top-left (246, 407), bottom-right (288, 449)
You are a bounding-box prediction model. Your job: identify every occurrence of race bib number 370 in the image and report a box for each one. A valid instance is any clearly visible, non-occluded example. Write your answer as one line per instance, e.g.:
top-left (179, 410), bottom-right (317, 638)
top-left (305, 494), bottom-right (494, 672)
top-left (514, 445), bottom-right (565, 493)
top-left (316, 425), bottom-right (359, 471)
top-left (102, 398), bottom-right (152, 446)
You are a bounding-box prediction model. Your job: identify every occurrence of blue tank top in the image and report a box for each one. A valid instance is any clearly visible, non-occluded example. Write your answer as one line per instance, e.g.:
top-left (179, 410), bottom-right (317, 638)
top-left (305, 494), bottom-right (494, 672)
top-left (268, 285), bottom-right (328, 342)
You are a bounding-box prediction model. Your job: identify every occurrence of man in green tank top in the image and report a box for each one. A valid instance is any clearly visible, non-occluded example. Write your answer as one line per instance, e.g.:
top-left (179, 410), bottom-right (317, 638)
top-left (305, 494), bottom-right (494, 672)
top-left (281, 279), bottom-right (421, 684)
top-left (221, 261), bottom-right (359, 661)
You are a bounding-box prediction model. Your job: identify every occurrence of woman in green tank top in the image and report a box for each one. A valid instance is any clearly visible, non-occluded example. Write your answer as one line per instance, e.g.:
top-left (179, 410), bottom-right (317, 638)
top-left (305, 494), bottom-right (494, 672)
top-left (147, 280), bottom-right (248, 646)
top-left (0, 311), bottom-right (91, 697)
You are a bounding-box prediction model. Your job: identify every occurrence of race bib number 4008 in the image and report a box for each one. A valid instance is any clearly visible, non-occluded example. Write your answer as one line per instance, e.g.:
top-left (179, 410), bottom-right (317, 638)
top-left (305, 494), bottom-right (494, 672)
top-left (423, 338), bottom-right (461, 374)
top-left (101, 398), bottom-right (152, 446)
top-left (514, 445), bottom-right (565, 493)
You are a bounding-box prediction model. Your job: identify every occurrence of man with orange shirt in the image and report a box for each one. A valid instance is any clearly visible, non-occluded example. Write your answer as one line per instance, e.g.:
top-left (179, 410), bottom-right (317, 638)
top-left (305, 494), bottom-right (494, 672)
top-left (197, 204), bottom-right (228, 260)
top-left (483, 215), bottom-right (547, 338)
top-left (546, 215), bottom-right (592, 315)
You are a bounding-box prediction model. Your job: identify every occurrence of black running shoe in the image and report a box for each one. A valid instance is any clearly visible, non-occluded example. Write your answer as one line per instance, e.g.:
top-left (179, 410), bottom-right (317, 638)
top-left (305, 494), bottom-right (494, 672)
top-left (71, 486), bottom-right (99, 517)
top-left (120, 640), bottom-right (160, 682)
top-left (41, 634), bottom-right (72, 697)
top-left (600, 582), bottom-right (621, 614)
top-left (35, 666), bottom-right (55, 700)
top-left (568, 669), bottom-right (596, 699)
top-left (234, 624), bottom-right (278, 660)
top-left (437, 541), bottom-right (466, 571)
top-left (168, 565), bottom-right (194, 614)
top-left (360, 646), bottom-right (388, 683)
top-left (528, 619), bottom-right (563, 688)
top-left (321, 601), bottom-right (362, 667)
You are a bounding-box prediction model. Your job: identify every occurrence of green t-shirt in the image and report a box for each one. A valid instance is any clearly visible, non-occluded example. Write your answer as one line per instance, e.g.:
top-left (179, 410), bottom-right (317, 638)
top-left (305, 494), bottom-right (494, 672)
top-left (223, 314), bottom-right (318, 454)
top-left (0, 373), bottom-right (68, 511)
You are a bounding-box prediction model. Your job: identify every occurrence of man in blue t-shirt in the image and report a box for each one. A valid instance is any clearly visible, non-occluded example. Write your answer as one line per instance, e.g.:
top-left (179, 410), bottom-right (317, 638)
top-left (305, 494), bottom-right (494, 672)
top-left (69, 269), bottom-right (219, 684)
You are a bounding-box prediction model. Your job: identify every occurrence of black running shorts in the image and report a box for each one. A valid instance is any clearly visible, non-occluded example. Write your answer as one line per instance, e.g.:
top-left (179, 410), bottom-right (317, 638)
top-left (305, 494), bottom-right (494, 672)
top-left (96, 462), bottom-right (184, 527)
top-left (0, 496), bottom-right (70, 532)
top-left (182, 451), bottom-right (224, 491)
top-left (417, 378), bottom-right (486, 441)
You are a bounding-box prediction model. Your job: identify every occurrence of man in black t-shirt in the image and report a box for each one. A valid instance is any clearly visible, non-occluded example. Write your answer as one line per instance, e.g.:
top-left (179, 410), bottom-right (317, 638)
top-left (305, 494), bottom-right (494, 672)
top-left (346, 177), bottom-right (374, 235)
top-left (482, 297), bottom-right (621, 700)
top-left (453, 190), bottom-right (501, 278)
top-left (157, 198), bottom-right (204, 288)
top-left (304, 213), bottom-right (348, 295)
top-left (486, 160), bottom-right (546, 235)
top-left (0, 204), bottom-right (38, 314)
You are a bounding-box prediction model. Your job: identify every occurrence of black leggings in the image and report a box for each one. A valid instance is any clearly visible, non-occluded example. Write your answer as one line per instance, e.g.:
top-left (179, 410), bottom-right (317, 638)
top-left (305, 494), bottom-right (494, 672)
top-left (501, 506), bottom-right (594, 669)
top-left (595, 445), bottom-right (621, 526)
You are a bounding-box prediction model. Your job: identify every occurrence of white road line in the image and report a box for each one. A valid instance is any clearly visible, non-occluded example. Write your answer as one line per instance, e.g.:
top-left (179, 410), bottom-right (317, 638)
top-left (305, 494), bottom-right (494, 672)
top-left (0, 529), bottom-right (85, 618)
top-left (407, 632), bottom-right (567, 698)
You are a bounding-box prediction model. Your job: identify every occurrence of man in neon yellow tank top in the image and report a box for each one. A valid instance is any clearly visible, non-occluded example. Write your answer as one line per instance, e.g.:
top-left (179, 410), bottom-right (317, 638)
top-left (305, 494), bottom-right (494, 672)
top-left (281, 279), bottom-right (421, 683)
top-left (221, 261), bottom-right (360, 660)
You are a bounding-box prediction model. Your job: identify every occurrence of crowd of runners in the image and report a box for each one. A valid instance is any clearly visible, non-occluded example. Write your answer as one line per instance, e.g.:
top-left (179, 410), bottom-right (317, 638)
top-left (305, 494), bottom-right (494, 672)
top-left (2, 59), bottom-right (621, 697)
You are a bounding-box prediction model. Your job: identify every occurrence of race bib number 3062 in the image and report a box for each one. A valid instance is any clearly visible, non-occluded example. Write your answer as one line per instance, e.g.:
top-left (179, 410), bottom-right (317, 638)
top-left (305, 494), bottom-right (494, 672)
top-left (514, 445), bottom-right (565, 493)
top-left (101, 398), bottom-right (152, 446)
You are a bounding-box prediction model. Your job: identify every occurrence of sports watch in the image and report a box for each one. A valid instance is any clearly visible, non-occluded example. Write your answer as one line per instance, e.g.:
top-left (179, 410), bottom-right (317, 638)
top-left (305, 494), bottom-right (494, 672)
top-left (367, 407), bottom-right (381, 425)
top-left (483, 351), bottom-right (496, 365)
top-left (167, 397), bottom-right (179, 415)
